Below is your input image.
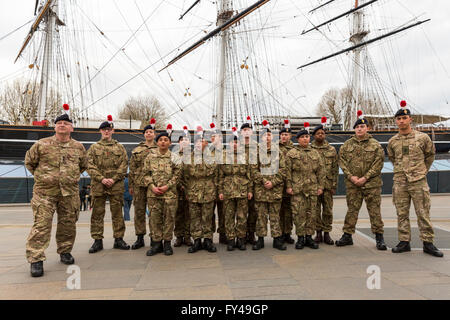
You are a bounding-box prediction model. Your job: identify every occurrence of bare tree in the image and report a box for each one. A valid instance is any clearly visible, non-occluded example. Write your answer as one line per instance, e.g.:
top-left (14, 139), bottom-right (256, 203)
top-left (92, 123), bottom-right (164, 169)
top-left (118, 95), bottom-right (168, 129)
top-left (316, 87), bottom-right (343, 124)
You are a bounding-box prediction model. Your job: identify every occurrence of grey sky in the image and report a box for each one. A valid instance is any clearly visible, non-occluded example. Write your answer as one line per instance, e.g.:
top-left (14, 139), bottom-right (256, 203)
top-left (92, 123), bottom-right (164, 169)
top-left (0, 0), bottom-right (449, 128)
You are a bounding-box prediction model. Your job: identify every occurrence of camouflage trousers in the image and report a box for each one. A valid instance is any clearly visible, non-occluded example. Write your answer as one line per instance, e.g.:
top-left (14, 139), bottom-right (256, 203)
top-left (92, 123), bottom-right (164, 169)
top-left (247, 197), bottom-right (257, 233)
top-left (211, 200), bottom-right (225, 234)
top-left (149, 198), bottom-right (178, 242)
top-left (343, 185), bottom-right (384, 235)
top-left (133, 186), bottom-right (149, 236)
top-left (279, 197), bottom-right (293, 234)
top-left (255, 201), bottom-right (282, 238)
top-left (316, 189), bottom-right (334, 232)
top-left (26, 191), bottom-right (80, 263)
top-left (190, 201), bottom-right (215, 239)
top-left (91, 194), bottom-right (125, 239)
top-left (291, 193), bottom-right (317, 236)
top-left (224, 198), bottom-right (248, 239)
top-left (393, 176), bottom-right (434, 242)
top-left (174, 199), bottom-right (190, 239)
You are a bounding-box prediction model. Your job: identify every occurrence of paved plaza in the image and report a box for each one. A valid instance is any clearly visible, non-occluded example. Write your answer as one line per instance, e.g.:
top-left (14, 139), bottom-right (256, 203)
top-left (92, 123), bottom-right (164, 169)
top-left (0, 195), bottom-right (449, 300)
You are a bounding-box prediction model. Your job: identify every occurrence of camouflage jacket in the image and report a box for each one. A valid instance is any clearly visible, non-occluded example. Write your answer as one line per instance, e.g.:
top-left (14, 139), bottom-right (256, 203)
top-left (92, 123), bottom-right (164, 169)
top-left (182, 152), bottom-right (218, 203)
top-left (286, 145), bottom-right (325, 196)
top-left (387, 130), bottom-right (435, 182)
top-left (25, 135), bottom-right (88, 197)
top-left (143, 149), bottom-right (181, 199)
top-left (251, 144), bottom-right (285, 202)
top-left (177, 149), bottom-right (189, 200)
top-left (311, 140), bottom-right (339, 190)
top-left (87, 138), bottom-right (128, 196)
top-left (280, 140), bottom-right (294, 197)
top-left (218, 151), bottom-right (253, 199)
top-left (129, 141), bottom-right (157, 189)
top-left (339, 134), bottom-right (384, 189)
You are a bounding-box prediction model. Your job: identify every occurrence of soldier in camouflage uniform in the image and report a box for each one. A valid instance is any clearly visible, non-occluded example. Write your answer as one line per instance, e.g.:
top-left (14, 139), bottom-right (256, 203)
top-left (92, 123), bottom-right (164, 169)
top-left (251, 127), bottom-right (286, 251)
top-left (279, 122), bottom-right (295, 244)
top-left (388, 103), bottom-right (443, 257)
top-left (311, 124), bottom-right (339, 245)
top-left (183, 136), bottom-right (218, 253)
top-left (174, 134), bottom-right (192, 247)
top-left (286, 126), bottom-right (325, 250)
top-left (87, 120), bottom-right (130, 253)
top-left (144, 132), bottom-right (182, 256)
top-left (128, 120), bottom-right (157, 250)
top-left (218, 134), bottom-right (253, 251)
top-left (25, 113), bottom-right (87, 277)
top-left (336, 116), bottom-right (387, 250)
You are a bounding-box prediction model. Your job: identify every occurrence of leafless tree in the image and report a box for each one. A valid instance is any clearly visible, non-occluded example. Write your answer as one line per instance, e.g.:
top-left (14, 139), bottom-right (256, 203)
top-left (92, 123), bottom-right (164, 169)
top-left (118, 95), bottom-right (168, 129)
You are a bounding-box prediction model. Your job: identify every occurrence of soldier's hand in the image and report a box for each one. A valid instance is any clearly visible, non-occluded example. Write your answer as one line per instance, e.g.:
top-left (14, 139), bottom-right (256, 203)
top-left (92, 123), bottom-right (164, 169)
top-left (248, 192), bottom-right (253, 200)
top-left (331, 189), bottom-right (336, 195)
top-left (152, 186), bottom-right (163, 195)
top-left (264, 181), bottom-right (273, 189)
top-left (350, 176), bottom-right (359, 185)
top-left (286, 188), bottom-right (293, 195)
top-left (219, 194), bottom-right (224, 201)
top-left (129, 187), bottom-right (134, 195)
top-left (102, 178), bottom-right (111, 187)
top-left (317, 189), bottom-right (323, 196)
top-left (159, 185), bottom-right (169, 193)
top-left (357, 177), bottom-right (367, 186)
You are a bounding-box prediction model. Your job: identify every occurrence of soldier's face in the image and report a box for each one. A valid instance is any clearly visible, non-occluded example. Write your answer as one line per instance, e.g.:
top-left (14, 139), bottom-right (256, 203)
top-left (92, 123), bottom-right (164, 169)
top-left (314, 129), bottom-right (326, 143)
top-left (55, 121), bottom-right (73, 134)
top-left (157, 136), bottom-right (171, 150)
top-left (179, 137), bottom-right (190, 149)
top-left (100, 128), bottom-right (113, 140)
top-left (354, 124), bottom-right (368, 137)
top-left (280, 132), bottom-right (291, 143)
top-left (263, 132), bottom-right (272, 145)
top-left (144, 129), bottom-right (155, 142)
top-left (212, 134), bottom-right (222, 147)
top-left (297, 135), bottom-right (310, 147)
top-left (241, 128), bottom-right (253, 138)
top-left (395, 115), bottom-right (412, 130)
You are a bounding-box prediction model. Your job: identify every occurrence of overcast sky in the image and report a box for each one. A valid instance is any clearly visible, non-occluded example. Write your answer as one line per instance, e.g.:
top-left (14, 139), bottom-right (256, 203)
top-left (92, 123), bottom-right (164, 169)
top-left (0, 0), bottom-right (449, 128)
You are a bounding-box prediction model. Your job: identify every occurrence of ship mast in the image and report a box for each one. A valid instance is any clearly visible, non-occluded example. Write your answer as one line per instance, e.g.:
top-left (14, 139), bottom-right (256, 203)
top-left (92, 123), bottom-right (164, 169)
top-left (37, 0), bottom-right (58, 122)
top-left (348, 0), bottom-right (369, 130)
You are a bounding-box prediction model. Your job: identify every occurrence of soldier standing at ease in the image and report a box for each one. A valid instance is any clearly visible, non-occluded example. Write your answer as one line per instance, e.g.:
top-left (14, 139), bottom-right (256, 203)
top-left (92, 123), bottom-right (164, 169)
top-left (87, 116), bottom-right (130, 253)
top-left (174, 128), bottom-right (192, 247)
top-left (251, 121), bottom-right (286, 251)
top-left (25, 106), bottom-right (87, 277)
top-left (219, 128), bottom-right (253, 251)
top-left (336, 111), bottom-right (387, 250)
top-left (183, 130), bottom-right (218, 253)
top-left (279, 119), bottom-right (295, 244)
top-left (311, 118), bottom-right (339, 245)
top-left (128, 118), bottom-right (157, 250)
top-left (388, 101), bottom-right (443, 257)
top-left (286, 123), bottom-right (325, 250)
top-left (143, 127), bottom-right (182, 256)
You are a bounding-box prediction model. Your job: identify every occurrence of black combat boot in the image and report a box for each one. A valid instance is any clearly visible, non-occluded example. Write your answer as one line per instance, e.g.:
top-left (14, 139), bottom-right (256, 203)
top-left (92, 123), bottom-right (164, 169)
top-left (335, 233), bottom-right (353, 246)
top-left (323, 232), bottom-right (334, 245)
top-left (60, 253), bottom-right (75, 265)
top-left (273, 237), bottom-right (287, 250)
top-left (114, 238), bottom-right (130, 250)
top-left (89, 239), bottom-right (103, 253)
top-left (246, 232), bottom-right (256, 245)
top-left (305, 235), bottom-right (319, 249)
top-left (184, 237), bottom-right (193, 246)
top-left (204, 238), bottom-right (217, 253)
top-left (219, 233), bottom-right (227, 244)
top-left (314, 230), bottom-right (323, 243)
top-left (174, 237), bottom-right (183, 247)
top-left (188, 238), bottom-right (202, 253)
top-left (392, 241), bottom-right (411, 253)
top-left (284, 233), bottom-right (295, 244)
top-left (163, 240), bottom-right (173, 256)
top-left (295, 236), bottom-right (305, 249)
top-left (30, 261), bottom-right (43, 277)
top-left (375, 233), bottom-right (387, 251)
top-left (146, 240), bottom-right (163, 256)
top-left (423, 242), bottom-right (444, 257)
top-left (252, 237), bottom-right (265, 250)
top-left (131, 235), bottom-right (145, 250)
top-left (237, 238), bottom-right (247, 250)
top-left (227, 239), bottom-right (235, 251)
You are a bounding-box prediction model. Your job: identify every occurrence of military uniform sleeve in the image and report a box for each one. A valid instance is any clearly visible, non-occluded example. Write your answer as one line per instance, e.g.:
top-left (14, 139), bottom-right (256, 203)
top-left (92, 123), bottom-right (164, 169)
top-left (87, 145), bottom-right (105, 183)
top-left (363, 142), bottom-right (384, 181)
top-left (142, 153), bottom-right (154, 189)
top-left (285, 153), bottom-right (293, 190)
top-left (128, 152), bottom-right (137, 189)
top-left (247, 163), bottom-right (253, 194)
top-left (387, 138), bottom-right (395, 164)
top-left (79, 145), bottom-right (88, 174)
top-left (331, 149), bottom-right (339, 190)
top-left (316, 152), bottom-right (326, 190)
top-left (25, 142), bottom-right (40, 174)
top-left (167, 158), bottom-right (182, 190)
top-left (250, 156), bottom-right (263, 186)
top-left (338, 144), bottom-right (353, 181)
top-left (218, 165), bottom-right (224, 195)
top-left (271, 153), bottom-right (285, 187)
top-left (111, 145), bottom-right (128, 183)
top-left (423, 135), bottom-right (435, 172)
